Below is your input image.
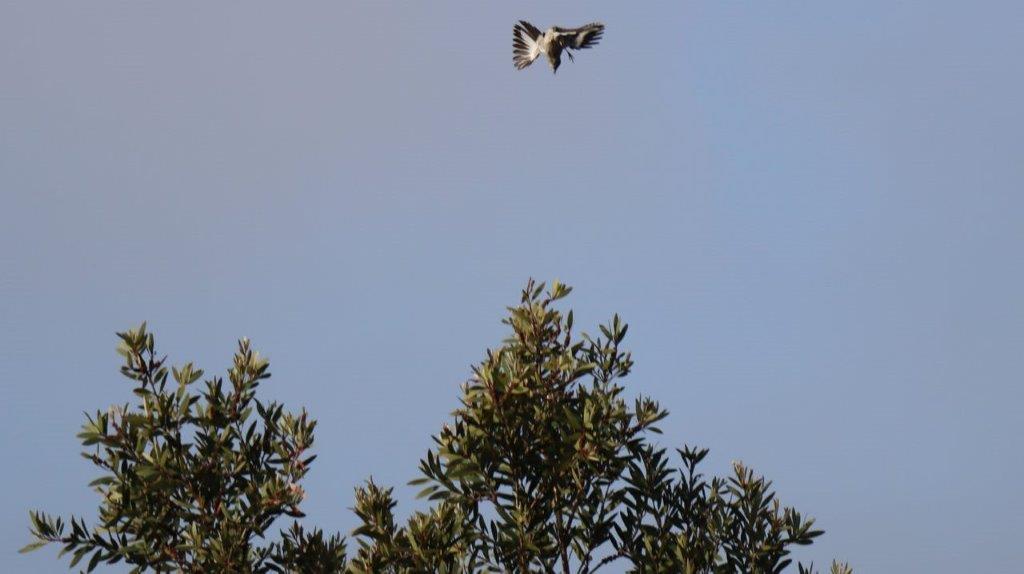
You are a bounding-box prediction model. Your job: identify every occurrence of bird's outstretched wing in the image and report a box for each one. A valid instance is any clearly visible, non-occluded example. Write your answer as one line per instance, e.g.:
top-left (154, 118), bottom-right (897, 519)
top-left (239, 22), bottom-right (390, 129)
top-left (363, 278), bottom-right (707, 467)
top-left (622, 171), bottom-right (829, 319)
top-left (555, 22), bottom-right (605, 51)
top-left (513, 20), bottom-right (543, 70)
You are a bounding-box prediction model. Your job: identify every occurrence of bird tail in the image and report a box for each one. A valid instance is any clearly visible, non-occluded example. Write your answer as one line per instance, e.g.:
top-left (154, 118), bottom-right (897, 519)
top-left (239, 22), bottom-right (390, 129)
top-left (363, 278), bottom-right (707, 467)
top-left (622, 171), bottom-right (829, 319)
top-left (513, 21), bottom-right (542, 70)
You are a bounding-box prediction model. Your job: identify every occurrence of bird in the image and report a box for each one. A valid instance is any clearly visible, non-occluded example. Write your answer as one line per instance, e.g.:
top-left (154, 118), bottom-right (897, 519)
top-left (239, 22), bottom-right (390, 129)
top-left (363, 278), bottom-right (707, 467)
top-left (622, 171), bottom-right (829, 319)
top-left (513, 21), bottom-right (605, 73)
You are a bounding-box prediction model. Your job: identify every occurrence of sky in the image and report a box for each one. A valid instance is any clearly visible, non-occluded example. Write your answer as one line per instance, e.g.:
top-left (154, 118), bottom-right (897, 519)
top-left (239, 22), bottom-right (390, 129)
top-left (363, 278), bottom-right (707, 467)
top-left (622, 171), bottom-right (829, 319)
top-left (2, 1), bottom-right (1022, 571)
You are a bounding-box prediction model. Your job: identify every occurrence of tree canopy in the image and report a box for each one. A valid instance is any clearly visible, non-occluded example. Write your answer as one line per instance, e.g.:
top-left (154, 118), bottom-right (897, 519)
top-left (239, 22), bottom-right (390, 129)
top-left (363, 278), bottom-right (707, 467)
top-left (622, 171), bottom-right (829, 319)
top-left (24, 281), bottom-right (850, 573)
top-left (22, 324), bottom-right (346, 572)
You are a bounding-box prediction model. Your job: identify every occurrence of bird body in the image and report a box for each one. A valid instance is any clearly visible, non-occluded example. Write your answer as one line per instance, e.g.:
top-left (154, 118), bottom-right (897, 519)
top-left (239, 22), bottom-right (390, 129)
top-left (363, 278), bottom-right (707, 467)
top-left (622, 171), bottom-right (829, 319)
top-left (513, 21), bottom-right (605, 73)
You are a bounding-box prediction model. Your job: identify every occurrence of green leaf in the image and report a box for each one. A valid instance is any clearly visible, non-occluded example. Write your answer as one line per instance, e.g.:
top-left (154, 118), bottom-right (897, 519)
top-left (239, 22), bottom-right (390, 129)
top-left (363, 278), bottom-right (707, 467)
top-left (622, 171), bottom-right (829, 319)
top-left (18, 540), bottom-right (47, 554)
top-left (88, 476), bottom-right (115, 488)
top-left (87, 548), bottom-right (103, 572)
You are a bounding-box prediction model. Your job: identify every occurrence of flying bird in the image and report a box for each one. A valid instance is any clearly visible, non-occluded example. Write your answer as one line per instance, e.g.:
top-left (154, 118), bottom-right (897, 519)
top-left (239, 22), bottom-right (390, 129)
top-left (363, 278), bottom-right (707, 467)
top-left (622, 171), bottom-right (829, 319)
top-left (513, 21), bottom-right (605, 73)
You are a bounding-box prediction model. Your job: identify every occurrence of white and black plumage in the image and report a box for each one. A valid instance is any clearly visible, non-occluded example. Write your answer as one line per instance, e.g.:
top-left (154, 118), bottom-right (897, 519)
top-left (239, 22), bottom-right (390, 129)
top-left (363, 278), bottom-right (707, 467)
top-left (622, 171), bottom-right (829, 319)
top-left (513, 21), bottom-right (605, 73)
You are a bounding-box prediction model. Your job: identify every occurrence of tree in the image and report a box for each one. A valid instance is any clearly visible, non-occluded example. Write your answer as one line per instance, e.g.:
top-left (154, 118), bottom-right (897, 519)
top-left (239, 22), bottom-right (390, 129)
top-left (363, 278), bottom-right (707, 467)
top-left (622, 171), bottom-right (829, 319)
top-left (21, 323), bottom-right (346, 573)
top-left (356, 280), bottom-right (851, 573)
top-left (24, 281), bottom-right (851, 573)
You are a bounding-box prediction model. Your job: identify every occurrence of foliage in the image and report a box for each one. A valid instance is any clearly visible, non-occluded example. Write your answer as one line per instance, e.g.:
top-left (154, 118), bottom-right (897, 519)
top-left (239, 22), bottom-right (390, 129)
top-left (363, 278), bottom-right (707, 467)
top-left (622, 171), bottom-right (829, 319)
top-left (21, 324), bottom-right (346, 573)
top-left (24, 282), bottom-right (850, 573)
top-left (346, 480), bottom-right (471, 573)
top-left (360, 280), bottom-right (850, 573)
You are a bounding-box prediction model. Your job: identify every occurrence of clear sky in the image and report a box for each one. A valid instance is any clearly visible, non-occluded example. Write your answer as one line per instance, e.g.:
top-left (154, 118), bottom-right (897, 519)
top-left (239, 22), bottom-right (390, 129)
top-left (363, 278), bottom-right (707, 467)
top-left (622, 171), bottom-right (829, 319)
top-left (2, 1), bottom-right (1022, 571)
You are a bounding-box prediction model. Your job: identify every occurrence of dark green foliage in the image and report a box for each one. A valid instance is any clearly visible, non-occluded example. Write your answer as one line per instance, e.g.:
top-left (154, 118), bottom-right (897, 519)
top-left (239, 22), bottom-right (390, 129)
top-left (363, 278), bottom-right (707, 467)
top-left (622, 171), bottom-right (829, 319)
top-left (22, 324), bottom-right (346, 573)
top-left (360, 280), bottom-right (850, 573)
top-left (347, 480), bottom-right (471, 573)
top-left (25, 282), bottom-right (850, 573)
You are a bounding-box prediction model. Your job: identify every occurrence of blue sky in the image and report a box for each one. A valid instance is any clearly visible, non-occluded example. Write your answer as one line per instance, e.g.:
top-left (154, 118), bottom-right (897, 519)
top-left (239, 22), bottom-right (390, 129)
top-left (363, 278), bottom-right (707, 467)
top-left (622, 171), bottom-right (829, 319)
top-left (2, 1), bottom-right (1022, 571)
